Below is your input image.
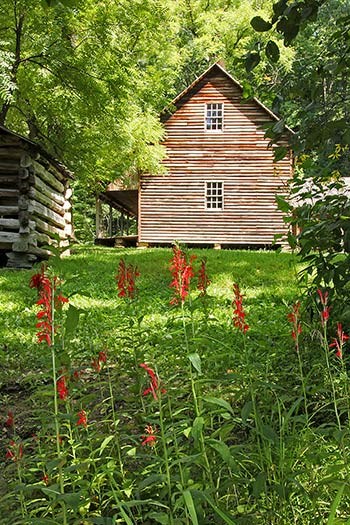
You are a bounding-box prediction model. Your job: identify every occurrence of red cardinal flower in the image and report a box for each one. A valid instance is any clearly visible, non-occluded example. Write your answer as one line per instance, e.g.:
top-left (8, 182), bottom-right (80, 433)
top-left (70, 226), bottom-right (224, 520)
top-left (139, 363), bottom-right (165, 401)
top-left (5, 440), bottom-right (23, 461)
top-left (5, 411), bottom-right (14, 428)
top-left (91, 350), bottom-right (108, 372)
top-left (116, 259), bottom-right (140, 299)
top-left (57, 375), bottom-right (68, 401)
top-left (169, 246), bottom-right (196, 305)
top-left (317, 289), bottom-right (331, 326)
top-left (232, 283), bottom-right (249, 333)
top-left (141, 424), bottom-right (157, 447)
top-left (287, 302), bottom-right (302, 347)
top-left (76, 410), bottom-right (87, 428)
top-left (30, 266), bottom-right (68, 346)
top-left (330, 323), bottom-right (349, 359)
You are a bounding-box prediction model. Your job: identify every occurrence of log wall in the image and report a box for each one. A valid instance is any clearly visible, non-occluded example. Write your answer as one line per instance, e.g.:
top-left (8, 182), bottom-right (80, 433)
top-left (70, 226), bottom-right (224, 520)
top-left (139, 68), bottom-right (292, 246)
top-left (0, 131), bottom-right (72, 267)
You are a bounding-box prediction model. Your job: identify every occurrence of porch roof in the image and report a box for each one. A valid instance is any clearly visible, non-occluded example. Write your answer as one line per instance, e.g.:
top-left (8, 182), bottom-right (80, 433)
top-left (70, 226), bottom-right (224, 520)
top-left (99, 188), bottom-right (138, 217)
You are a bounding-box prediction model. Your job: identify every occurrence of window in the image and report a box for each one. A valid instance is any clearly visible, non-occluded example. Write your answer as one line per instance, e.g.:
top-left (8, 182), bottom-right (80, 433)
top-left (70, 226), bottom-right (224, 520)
top-left (205, 103), bottom-right (223, 131)
top-left (205, 182), bottom-right (223, 210)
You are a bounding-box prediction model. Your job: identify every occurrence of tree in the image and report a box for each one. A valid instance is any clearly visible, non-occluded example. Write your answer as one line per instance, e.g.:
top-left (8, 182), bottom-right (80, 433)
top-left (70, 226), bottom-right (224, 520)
top-left (247, 0), bottom-right (350, 317)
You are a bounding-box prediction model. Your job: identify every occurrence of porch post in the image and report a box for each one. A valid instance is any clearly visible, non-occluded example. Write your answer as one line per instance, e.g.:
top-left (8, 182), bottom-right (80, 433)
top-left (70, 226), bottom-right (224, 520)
top-left (96, 196), bottom-right (103, 239)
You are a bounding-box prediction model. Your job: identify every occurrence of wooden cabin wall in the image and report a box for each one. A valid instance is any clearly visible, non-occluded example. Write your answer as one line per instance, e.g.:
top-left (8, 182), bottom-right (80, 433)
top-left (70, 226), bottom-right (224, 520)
top-left (139, 71), bottom-right (292, 246)
top-left (0, 135), bottom-right (72, 267)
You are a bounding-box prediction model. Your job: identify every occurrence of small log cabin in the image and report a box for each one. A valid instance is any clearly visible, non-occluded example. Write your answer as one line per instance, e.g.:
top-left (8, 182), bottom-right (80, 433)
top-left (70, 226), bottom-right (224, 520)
top-left (99, 62), bottom-right (293, 247)
top-left (0, 125), bottom-right (73, 268)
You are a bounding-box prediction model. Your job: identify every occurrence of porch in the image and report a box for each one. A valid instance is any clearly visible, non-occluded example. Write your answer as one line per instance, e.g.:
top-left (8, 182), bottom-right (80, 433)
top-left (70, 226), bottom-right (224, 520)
top-left (95, 181), bottom-right (138, 247)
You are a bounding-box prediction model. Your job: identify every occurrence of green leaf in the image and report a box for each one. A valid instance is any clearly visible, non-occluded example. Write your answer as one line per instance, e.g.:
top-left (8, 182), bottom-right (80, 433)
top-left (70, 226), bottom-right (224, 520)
top-left (191, 416), bottom-right (204, 444)
top-left (99, 435), bottom-right (115, 456)
top-left (188, 353), bottom-right (202, 374)
top-left (275, 195), bottom-right (291, 213)
top-left (64, 305), bottom-right (82, 339)
top-left (183, 490), bottom-right (199, 525)
top-left (58, 491), bottom-right (82, 510)
top-left (203, 396), bottom-right (234, 415)
top-left (251, 16), bottom-right (272, 32)
top-left (245, 51), bottom-right (261, 72)
top-left (147, 512), bottom-right (170, 525)
top-left (272, 119), bottom-right (285, 134)
top-left (266, 40), bottom-right (280, 62)
top-left (274, 145), bottom-right (288, 162)
top-left (207, 439), bottom-right (236, 468)
top-left (241, 400), bottom-right (253, 425)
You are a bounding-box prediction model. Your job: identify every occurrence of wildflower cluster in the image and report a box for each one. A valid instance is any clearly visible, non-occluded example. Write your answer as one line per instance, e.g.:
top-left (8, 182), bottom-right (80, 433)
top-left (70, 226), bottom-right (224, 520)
top-left (116, 259), bottom-right (140, 299)
top-left (169, 245), bottom-right (196, 305)
top-left (30, 265), bottom-right (68, 346)
top-left (232, 283), bottom-right (249, 333)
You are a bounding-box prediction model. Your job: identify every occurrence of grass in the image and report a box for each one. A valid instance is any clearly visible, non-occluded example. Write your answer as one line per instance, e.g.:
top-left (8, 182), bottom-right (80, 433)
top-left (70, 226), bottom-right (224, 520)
top-left (1, 245), bottom-right (350, 524)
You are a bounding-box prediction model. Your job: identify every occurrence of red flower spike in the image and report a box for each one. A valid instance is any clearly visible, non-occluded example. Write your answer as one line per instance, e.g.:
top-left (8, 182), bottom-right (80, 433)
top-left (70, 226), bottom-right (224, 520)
top-left (5, 411), bottom-right (14, 428)
top-left (98, 351), bottom-right (107, 363)
top-left (330, 323), bottom-right (349, 359)
top-left (76, 410), bottom-right (87, 428)
top-left (5, 447), bottom-right (14, 460)
top-left (317, 289), bottom-right (331, 326)
top-left (139, 363), bottom-right (165, 400)
top-left (169, 246), bottom-right (196, 305)
top-left (232, 283), bottom-right (249, 333)
top-left (30, 266), bottom-right (68, 346)
top-left (57, 375), bottom-right (68, 401)
top-left (141, 424), bottom-right (157, 446)
top-left (5, 440), bottom-right (23, 461)
top-left (91, 350), bottom-right (108, 373)
top-left (91, 358), bottom-right (101, 373)
top-left (287, 302), bottom-right (302, 347)
top-left (116, 259), bottom-right (139, 299)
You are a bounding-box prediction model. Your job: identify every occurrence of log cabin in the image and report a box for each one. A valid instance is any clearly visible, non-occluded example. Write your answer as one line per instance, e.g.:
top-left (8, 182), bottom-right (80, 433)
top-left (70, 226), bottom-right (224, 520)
top-left (99, 62), bottom-right (293, 248)
top-left (0, 125), bottom-right (73, 268)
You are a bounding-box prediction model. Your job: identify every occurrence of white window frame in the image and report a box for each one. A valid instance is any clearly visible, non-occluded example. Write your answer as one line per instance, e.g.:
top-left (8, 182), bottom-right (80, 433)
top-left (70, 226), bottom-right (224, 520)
top-left (205, 181), bottom-right (224, 211)
top-left (205, 103), bottom-right (224, 132)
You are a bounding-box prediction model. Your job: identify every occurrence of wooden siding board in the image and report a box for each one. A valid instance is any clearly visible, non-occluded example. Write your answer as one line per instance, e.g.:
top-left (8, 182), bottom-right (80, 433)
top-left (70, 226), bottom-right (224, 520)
top-left (140, 70), bottom-right (291, 245)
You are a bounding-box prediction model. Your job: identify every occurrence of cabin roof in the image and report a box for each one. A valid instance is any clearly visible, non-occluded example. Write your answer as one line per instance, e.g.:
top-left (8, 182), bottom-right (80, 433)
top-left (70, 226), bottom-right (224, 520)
top-left (162, 62), bottom-right (294, 134)
top-left (0, 124), bottom-right (74, 179)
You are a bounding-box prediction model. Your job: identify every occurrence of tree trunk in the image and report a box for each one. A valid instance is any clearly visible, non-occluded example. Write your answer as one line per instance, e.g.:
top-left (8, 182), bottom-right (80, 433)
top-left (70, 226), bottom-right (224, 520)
top-left (0, 8), bottom-right (24, 125)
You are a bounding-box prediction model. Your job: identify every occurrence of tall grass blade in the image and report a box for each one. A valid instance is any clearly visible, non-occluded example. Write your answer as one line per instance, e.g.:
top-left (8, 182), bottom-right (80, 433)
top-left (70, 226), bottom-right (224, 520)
top-left (183, 490), bottom-right (199, 525)
top-left (327, 483), bottom-right (345, 525)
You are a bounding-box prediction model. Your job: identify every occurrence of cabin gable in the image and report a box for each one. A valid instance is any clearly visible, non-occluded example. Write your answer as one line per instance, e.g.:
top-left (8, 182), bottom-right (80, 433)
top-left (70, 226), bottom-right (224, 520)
top-left (138, 65), bottom-right (292, 246)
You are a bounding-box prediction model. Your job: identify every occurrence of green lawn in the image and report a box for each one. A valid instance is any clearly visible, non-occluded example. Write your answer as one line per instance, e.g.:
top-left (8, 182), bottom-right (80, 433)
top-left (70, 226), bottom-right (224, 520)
top-left (1, 246), bottom-right (349, 525)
